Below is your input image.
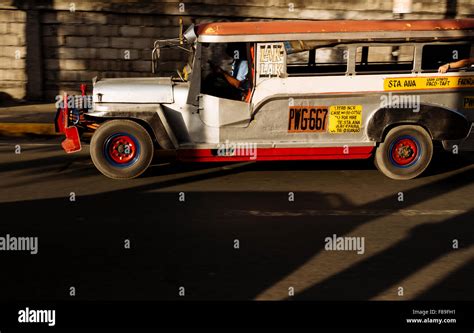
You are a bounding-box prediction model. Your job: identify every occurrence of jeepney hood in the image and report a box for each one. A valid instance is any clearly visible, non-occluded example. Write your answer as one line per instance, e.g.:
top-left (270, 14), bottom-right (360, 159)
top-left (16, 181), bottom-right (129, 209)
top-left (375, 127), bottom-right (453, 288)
top-left (93, 77), bottom-right (174, 104)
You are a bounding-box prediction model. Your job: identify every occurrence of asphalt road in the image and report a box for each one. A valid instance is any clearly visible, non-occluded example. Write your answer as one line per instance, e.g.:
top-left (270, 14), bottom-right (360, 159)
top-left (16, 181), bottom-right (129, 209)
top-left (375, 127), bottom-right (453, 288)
top-left (0, 137), bottom-right (473, 301)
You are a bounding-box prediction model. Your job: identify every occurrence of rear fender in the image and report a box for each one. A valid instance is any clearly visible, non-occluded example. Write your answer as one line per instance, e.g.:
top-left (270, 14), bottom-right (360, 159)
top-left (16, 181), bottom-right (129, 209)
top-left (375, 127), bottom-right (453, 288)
top-left (367, 104), bottom-right (471, 142)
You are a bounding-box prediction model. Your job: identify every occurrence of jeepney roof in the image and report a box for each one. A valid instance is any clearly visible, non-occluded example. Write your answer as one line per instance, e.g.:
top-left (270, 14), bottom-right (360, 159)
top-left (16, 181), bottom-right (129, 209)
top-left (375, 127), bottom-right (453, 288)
top-left (195, 19), bottom-right (474, 43)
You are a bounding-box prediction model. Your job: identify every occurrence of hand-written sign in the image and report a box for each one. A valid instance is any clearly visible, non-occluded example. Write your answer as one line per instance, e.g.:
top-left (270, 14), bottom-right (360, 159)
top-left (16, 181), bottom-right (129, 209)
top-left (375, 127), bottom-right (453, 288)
top-left (258, 43), bottom-right (285, 77)
top-left (329, 105), bottom-right (362, 133)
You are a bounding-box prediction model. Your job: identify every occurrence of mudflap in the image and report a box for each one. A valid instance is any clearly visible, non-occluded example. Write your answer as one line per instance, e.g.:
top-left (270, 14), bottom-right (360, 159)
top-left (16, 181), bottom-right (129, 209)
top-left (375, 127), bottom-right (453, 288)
top-left (61, 126), bottom-right (82, 153)
top-left (55, 106), bottom-right (82, 153)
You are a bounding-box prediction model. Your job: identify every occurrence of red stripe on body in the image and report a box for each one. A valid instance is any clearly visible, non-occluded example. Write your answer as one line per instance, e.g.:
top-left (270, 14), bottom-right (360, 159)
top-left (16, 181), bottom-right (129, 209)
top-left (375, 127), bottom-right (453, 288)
top-left (177, 146), bottom-right (374, 162)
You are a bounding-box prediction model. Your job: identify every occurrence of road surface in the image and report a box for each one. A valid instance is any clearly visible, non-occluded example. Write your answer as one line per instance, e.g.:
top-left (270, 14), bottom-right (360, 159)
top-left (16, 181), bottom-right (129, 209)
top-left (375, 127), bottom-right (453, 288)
top-left (0, 137), bottom-right (473, 301)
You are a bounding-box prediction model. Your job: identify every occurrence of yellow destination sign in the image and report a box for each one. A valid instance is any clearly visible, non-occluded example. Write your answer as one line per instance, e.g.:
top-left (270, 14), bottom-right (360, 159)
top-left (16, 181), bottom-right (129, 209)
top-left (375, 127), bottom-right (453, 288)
top-left (384, 76), bottom-right (474, 91)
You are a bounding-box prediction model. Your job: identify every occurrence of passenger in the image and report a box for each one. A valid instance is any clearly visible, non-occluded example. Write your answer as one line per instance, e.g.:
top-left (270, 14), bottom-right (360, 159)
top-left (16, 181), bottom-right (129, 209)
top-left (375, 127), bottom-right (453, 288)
top-left (202, 43), bottom-right (249, 100)
top-left (438, 58), bottom-right (474, 73)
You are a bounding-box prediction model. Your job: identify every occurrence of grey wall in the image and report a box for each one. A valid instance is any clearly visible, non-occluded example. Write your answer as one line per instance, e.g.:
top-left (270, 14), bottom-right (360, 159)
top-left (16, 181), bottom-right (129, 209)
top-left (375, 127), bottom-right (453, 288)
top-left (0, 0), bottom-right (473, 102)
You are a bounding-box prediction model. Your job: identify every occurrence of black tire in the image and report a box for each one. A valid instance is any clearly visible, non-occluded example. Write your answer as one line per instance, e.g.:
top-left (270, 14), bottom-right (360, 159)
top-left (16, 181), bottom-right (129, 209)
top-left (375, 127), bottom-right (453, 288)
top-left (374, 125), bottom-right (433, 180)
top-left (90, 120), bottom-right (154, 179)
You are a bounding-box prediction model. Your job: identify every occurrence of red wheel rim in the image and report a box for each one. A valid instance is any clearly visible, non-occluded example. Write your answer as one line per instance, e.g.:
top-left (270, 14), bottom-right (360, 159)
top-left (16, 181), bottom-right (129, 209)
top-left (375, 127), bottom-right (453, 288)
top-left (107, 135), bottom-right (137, 164)
top-left (391, 138), bottom-right (418, 166)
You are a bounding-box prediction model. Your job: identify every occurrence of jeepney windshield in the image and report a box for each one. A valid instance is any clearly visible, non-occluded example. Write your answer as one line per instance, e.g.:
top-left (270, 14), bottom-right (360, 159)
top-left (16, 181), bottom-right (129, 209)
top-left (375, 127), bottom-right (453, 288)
top-left (151, 25), bottom-right (196, 80)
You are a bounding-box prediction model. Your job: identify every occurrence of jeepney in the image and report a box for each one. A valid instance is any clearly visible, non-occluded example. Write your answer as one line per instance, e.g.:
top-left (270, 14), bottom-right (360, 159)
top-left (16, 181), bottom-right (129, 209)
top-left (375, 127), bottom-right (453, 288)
top-left (56, 19), bottom-right (474, 180)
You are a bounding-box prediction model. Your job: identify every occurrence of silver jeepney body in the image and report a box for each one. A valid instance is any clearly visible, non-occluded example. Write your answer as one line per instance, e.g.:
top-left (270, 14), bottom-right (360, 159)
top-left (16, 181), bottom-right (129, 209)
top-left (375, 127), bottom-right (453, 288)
top-left (88, 21), bottom-right (474, 154)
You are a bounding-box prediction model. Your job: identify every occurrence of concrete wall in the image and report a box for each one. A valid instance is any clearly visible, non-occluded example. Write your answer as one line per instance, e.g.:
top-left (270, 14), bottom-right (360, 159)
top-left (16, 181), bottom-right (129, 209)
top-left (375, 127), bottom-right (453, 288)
top-left (0, 9), bottom-right (27, 101)
top-left (0, 0), bottom-right (473, 102)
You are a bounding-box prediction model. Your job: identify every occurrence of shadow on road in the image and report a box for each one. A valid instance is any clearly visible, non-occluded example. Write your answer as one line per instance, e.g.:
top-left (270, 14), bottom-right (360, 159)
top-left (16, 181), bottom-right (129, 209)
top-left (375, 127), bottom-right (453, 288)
top-left (417, 258), bottom-right (474, 300)
top-left (0, 147), bottom-right (472, 301)
top-left (293, 209), bottom-right (474, 300)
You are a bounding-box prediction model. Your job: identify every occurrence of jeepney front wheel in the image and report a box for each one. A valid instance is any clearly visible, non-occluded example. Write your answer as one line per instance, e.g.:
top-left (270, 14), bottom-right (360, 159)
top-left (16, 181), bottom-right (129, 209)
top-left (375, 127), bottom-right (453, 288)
top-left (374, 125), bottom-right (433, 180)
top-left (90, 120), bottom-right (154, 179)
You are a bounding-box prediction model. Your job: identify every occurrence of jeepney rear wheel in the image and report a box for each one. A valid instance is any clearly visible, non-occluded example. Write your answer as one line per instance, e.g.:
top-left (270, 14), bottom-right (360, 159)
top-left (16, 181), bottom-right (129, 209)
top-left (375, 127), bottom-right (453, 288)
top-left (374, 125), bottom-right (433, 180)
top-left (90, 120), bottom-right (154, 179)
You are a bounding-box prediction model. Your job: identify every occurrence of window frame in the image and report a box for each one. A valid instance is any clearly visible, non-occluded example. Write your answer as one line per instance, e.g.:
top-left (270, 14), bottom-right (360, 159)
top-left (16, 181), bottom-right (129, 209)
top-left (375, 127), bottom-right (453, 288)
top-left (417, 42), bottom-right (473, 73)
top-left (285, 44), bottom-right (350, 77)
top-left (352, 42), bottom-right (417, 75)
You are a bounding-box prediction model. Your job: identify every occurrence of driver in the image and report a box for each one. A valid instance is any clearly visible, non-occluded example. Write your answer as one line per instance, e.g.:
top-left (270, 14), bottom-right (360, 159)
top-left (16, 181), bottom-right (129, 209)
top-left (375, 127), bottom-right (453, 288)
top-left (202, 43), bottom-right (249, 100)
